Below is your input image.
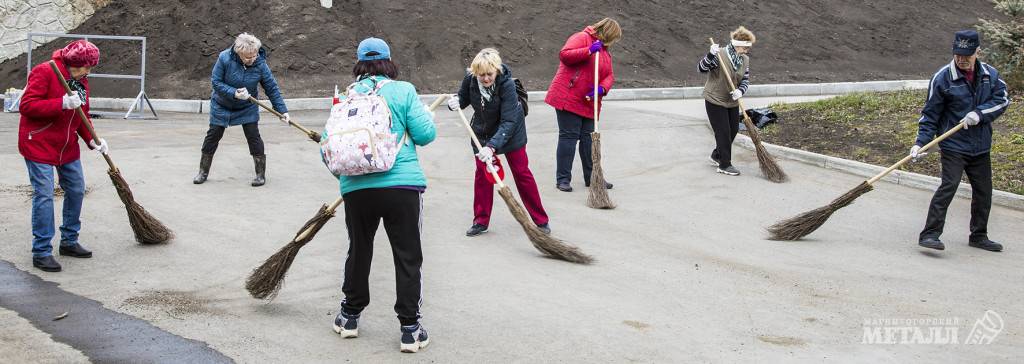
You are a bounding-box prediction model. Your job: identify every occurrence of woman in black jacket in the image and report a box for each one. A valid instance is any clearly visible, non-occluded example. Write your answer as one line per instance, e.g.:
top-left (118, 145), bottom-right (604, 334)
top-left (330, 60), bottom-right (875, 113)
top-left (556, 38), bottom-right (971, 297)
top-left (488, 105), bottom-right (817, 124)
top-left (449, 48), bottom-right (550, 237)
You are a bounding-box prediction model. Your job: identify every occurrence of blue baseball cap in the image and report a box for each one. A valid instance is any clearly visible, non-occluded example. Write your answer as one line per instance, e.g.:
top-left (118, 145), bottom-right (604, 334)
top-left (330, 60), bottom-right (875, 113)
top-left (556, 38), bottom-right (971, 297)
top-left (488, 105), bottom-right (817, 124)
top-left (952, 30), bottom-right (980, 56)
top-left (357, 37), bottom-right (391, 61)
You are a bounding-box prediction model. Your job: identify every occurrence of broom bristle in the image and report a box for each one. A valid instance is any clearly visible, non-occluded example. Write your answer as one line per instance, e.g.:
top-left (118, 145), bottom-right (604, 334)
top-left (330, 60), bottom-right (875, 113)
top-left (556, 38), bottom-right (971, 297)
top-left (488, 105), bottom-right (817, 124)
top-left (497, 187), bottom-right (594, 264)
top-left (743, 119), bottom-right (788, 183)
top-left (109, 170), bottom-right (174, 244)
top-left (246, 204), bottom-right (335, 300)
top-left (767, 181), bottom-right (873, 240)
top-left (587, 132), bottom-right (616, 209)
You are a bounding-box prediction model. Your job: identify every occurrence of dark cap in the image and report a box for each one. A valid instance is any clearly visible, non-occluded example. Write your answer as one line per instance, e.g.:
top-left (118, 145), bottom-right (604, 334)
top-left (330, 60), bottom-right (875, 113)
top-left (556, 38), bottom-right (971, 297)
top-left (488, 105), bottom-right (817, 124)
top-left (952, 30), bottom-right (980, 56)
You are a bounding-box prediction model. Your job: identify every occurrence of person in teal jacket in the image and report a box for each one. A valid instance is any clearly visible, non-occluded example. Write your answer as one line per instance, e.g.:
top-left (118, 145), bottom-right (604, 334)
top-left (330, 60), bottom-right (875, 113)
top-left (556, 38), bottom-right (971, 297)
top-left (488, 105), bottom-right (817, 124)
top-left (326, 38), bottom-right (436, 354)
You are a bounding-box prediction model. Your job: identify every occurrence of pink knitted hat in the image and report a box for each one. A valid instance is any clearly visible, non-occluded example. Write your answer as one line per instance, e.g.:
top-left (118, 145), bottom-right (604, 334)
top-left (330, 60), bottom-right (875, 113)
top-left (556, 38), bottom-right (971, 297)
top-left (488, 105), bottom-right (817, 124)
top-left (61, 40), bottom-right (100, 67)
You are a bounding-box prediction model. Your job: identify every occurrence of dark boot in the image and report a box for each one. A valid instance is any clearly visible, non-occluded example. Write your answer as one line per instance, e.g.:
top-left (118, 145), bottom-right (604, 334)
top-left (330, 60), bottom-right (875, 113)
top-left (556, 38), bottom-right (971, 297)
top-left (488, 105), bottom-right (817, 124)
top-left (59, 243), bottom-right (93, 258)
top-left (193, 153), bottom-right (213, 184)
top-left (251, 155), bottom-right (266, 187)
top-left (33, 256), bottom-right (61, 272)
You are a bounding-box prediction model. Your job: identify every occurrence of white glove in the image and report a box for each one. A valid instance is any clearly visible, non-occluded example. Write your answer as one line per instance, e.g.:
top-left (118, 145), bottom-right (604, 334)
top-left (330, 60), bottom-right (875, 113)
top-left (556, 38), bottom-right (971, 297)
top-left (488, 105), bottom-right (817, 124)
top-left (88, 138), bottom-right (108, 155)
top-left (447, 94), bottom-right (461, 111)
top-left (280, 112), bottom-right (291, 124)
top-left (909, 145), bottom-right (924, 160)
top-left (709, 43), bottom-right (720, 55)
top-left (476, 146), bottom-right (494, 163)
top-left (62, 93), bottom-right (83, 110)
top-left (234, 88), bottom-right (250, 100)
top-left (730, 89), bottom-right (743, 100)
top-left (961, 111), bottom-right (980, 129)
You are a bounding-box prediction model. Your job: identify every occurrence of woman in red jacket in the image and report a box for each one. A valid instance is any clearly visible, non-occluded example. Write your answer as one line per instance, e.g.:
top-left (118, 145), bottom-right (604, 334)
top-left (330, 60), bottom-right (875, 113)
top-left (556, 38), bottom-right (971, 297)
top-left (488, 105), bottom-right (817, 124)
top-left (545, 17), bottom-right (621, 192)
top-left (17, 40), bottom-right (107, 272)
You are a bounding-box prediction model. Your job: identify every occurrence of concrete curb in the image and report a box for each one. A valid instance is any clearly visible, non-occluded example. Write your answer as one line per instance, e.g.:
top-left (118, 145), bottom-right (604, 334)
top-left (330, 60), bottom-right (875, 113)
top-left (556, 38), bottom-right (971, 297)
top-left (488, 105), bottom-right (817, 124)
top-left (729, 132), bottom-right (1024, 211)
top-left (86, 79), bottom-right (930, 114)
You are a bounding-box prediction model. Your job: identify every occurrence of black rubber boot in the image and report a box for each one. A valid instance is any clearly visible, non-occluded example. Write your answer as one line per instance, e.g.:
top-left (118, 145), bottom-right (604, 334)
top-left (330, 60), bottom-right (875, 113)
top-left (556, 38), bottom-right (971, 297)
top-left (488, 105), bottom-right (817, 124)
top-left (193, 153), bottom-right (213, 184)
top-left (251, 155), bottom-right (266, 187)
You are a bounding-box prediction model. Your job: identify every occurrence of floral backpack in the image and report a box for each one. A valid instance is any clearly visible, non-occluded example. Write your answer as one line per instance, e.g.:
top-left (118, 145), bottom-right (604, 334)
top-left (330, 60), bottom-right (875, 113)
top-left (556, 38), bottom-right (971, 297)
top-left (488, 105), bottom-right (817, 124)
top-left (320, 79), bottom-right (405, 176)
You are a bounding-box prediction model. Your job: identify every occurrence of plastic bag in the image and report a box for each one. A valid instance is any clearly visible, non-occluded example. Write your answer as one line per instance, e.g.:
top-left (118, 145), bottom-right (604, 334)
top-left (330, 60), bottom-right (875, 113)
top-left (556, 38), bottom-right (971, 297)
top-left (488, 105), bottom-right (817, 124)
top-left (744, 107), bottom-right (777, 129)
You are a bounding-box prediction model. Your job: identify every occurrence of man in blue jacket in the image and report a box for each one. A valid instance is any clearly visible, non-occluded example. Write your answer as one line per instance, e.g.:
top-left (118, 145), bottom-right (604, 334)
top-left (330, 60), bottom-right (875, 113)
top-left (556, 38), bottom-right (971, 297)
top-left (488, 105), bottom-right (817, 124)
top-left (911, 30), bottom-right (1010, 252)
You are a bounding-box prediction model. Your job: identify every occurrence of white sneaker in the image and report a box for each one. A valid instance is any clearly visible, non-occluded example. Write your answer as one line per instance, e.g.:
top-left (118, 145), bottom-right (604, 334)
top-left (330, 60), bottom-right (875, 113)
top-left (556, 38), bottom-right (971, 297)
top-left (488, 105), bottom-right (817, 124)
top-left (716, 166), bottom-right (741, 176)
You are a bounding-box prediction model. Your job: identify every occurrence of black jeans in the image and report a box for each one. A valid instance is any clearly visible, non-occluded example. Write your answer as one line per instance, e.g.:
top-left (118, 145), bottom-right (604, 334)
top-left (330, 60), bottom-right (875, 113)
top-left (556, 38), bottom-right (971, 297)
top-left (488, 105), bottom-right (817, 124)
top-left (920, 151), bottom-right (992, 242)
top-left (200, 123), bottom-right (264, 156)
top-left (340, 188), bottom-right (424, 326)
top-left (555, 109), bottom-right (595, 185)
top-left (705, 101), bottom-right (740, 168)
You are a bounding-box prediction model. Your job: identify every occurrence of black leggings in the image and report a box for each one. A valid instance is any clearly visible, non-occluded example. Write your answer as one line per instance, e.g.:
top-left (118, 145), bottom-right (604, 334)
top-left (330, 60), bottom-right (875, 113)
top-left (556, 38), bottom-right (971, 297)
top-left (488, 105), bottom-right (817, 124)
top-left (200, 123), bottom-right (264, 156)
top-left (705, 100), bottom-right (740, 168)
top-left (340, 188), bottom-right (424, 326)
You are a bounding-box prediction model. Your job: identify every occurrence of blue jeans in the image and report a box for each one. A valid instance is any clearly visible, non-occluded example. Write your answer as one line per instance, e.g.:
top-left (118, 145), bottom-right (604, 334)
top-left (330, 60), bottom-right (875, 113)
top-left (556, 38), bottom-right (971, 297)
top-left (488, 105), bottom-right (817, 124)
top-left (25, 159), bottom-right (86, 257)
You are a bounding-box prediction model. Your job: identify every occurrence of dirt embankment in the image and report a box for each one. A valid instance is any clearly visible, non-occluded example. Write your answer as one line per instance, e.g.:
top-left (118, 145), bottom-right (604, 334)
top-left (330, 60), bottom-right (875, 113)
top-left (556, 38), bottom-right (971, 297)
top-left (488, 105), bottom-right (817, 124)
top-left (0, 0), bottom-right (1003, 99)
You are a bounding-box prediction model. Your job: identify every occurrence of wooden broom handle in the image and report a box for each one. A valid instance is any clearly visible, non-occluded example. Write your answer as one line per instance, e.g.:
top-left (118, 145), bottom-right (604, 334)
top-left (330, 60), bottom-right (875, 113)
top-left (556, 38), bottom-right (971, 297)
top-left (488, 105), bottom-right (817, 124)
top-left (456, 107), bottom-right (507, 189)
top-left (593, 51), bottom-right (600, 132)
top-left (248, 96), bottom-right (318, 137)
top-left (867, 122), bottom-right (967, 185)
top-left (708, 38), bottom-right (755, 125)
top-left (47, 61), bottom-right (116, 169)
top-left (427, 94), bottom-right (449, 111)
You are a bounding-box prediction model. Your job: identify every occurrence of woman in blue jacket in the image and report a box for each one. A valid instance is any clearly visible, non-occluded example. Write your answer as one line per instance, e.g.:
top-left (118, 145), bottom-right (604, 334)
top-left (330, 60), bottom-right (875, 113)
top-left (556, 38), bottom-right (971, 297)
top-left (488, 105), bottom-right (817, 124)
top-left (327, 38), bottom-right (436, 353)
top-left (193, 33), bottom-right (289, 187)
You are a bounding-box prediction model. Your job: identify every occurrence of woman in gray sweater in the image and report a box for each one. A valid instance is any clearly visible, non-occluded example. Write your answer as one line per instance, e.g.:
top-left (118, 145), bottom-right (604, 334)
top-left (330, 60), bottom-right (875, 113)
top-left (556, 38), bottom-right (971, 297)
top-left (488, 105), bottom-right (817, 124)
top-left (698, 26), bottom-right (755, 176)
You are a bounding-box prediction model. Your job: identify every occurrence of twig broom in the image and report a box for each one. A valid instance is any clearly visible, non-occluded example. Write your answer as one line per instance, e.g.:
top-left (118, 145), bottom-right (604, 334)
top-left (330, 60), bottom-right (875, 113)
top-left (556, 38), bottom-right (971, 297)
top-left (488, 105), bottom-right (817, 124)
top-left (48, 61), bottom-right (173, 244)
top-left (767, 122), bottom-right (967, 240)
top-left (246, 95), bottom-right (451, 300)
top-left (588, 51), bottom-right (616, 209)
top-left (456, 108), bottom-right (593, 264)
top-left (709, 38), bottom-right (787, 183)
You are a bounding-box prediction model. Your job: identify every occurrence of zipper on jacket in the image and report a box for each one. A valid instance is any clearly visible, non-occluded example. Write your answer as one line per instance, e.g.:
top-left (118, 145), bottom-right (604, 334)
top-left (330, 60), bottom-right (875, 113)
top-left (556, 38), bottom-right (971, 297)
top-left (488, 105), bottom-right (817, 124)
top-left (58, 112), bottom-right (74, 164)
top-left (567, 69), bottom-right (581, 88)
top-left (27, 122), bottom-right (55, 140)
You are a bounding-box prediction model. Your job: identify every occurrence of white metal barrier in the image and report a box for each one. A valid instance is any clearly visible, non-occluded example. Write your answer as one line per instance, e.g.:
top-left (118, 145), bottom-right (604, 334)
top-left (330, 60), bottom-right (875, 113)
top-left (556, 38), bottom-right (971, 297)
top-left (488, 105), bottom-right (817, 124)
top-left (25, 32), bottom-right (157, 119)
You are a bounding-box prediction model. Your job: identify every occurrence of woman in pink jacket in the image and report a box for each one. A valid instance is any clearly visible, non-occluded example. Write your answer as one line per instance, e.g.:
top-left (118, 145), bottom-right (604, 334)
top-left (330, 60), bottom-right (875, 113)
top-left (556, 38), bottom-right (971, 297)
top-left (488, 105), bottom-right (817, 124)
top-left (545, 18), bottom-right (621, 192)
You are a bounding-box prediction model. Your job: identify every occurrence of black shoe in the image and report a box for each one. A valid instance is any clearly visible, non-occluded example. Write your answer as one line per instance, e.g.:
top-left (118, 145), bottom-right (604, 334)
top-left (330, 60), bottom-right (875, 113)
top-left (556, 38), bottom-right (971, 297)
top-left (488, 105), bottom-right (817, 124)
top-left (59, 244), bottom-right (92, 258)
top-left (918, 237), bottom-right (945, 250)
top-left (193, 153), bottom-right (213, 184)
top-left (537, 224), bottom-right (551, 235)
top-left (969, 239), bottom-right (1003, 252)
top-left (466, 224), bottom-right (488, 237)
top-left (33, 256), bottom-right (61, 272)
top-left (556, 183), bottom-right (573, 192)
top-left (251, 155), bottom-right (266, 187)
top-left (585, 181), bottom-right (613, 189)
top-left (717, 166), bottom-right (741, 176)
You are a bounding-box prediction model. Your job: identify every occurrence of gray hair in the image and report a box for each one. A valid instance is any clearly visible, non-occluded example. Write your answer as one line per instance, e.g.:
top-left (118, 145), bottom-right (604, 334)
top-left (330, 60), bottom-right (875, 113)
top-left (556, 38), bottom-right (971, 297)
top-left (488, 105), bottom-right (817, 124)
top-left (233, 33), bottom-right (262, 54)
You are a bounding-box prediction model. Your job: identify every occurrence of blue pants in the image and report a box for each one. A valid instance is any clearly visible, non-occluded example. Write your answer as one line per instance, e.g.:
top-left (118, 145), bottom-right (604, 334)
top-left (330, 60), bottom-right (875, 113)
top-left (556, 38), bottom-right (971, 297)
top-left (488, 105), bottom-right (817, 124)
top-left (555, 109), bottom-right (594, 185)
top-left (25, 159), bottom-right (86, 257)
